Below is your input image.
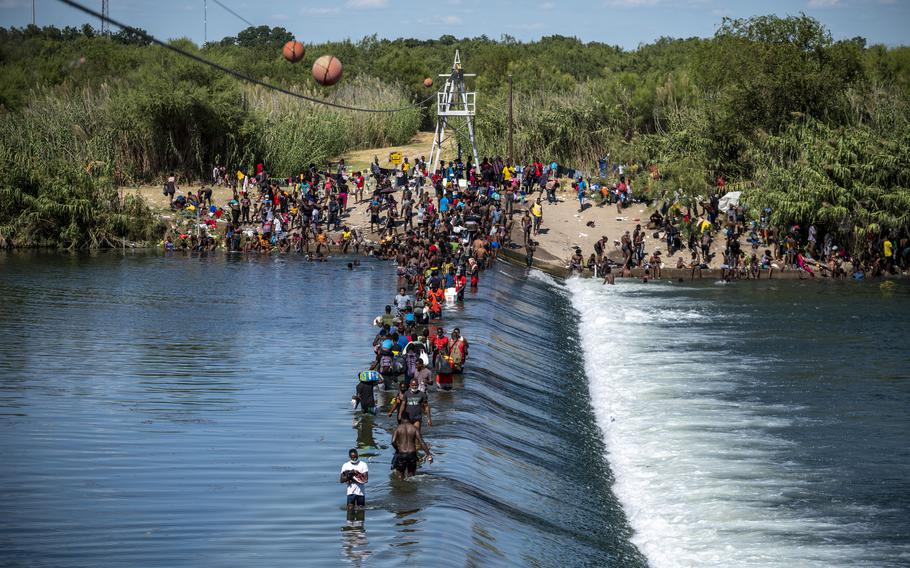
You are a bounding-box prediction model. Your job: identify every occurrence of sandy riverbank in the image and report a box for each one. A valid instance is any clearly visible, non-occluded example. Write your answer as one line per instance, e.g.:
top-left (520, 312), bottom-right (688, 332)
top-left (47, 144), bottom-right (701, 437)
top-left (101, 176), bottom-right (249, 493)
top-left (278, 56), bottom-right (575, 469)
top-left (126, 175), bottom-right (796, 278)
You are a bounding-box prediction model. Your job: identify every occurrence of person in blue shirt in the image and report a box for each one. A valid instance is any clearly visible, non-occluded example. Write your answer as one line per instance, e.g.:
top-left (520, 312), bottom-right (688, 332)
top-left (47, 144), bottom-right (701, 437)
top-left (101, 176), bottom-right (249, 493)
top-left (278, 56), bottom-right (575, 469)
top-left (439, 195), bottom-right (450, 213)
top-left (397, 332), bottom-right (409, 352)
top-left (577, 177), bottom-right (587, 211)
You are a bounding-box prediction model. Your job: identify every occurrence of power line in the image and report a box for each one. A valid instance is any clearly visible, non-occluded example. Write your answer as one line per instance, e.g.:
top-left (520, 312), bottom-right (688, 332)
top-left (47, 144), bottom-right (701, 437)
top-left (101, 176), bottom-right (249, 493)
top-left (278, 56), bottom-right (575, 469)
top-left (56, 0), bottom-right (435, 114)
top-left (210, 0), bottom-right (255, 28)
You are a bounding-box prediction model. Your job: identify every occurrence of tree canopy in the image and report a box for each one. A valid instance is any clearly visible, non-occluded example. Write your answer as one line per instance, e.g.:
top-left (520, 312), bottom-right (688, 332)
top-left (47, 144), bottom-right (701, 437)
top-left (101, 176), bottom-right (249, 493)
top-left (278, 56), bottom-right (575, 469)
top-left (0, 14), bottom-right (908, 248)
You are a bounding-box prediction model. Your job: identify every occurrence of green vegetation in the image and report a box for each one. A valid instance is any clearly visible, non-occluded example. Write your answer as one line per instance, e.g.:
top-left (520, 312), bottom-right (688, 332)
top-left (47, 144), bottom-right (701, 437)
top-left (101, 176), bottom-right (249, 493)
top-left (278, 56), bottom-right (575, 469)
top-left (0, 15), bottom-right (907, 248)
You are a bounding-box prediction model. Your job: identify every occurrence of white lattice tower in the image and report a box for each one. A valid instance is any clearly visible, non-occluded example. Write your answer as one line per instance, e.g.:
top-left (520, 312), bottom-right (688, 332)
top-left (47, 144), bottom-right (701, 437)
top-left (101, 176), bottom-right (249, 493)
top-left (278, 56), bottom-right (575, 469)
top-left (101, 0), bottom-right (110, 34)
top-left (428, 50), bottom-right (479, 176)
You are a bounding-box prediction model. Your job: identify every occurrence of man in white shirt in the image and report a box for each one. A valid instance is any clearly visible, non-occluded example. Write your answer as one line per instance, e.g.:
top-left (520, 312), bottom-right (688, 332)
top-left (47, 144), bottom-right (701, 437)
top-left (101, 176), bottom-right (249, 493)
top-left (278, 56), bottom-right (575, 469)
top-left (340, 448), bottom-right (368, 519)
top-left (394, 287), bottom-right (411, 315)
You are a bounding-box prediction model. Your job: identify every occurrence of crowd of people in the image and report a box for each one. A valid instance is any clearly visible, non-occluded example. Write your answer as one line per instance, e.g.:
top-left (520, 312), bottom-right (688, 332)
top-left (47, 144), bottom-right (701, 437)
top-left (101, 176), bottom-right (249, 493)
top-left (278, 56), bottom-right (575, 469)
top-left (162, 153), bottom-right (907, 286)
top-left (335, 156), bottom-right (548, 522)
top-left (568, 175), bottom-right (909, 283)
top-left (156, 152), bottom-right (907, 524)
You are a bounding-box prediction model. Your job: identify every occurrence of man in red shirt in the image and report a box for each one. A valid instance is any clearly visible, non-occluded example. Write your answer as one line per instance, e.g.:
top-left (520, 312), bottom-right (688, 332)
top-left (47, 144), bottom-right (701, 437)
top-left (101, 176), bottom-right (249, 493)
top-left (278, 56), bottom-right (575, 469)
top-left (431, 327), bottom-right (450, 364)
top-left (454, 270), bottom-right (467, 302)
top-left (431, 327), bottom-right (455, 390)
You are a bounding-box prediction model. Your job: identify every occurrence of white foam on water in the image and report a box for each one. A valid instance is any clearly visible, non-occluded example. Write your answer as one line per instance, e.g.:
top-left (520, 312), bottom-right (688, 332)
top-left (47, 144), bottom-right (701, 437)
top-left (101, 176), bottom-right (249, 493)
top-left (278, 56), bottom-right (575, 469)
top-left (565, 277), bottom-right (871, 568)
top-left (527, 268), bottom-right (565, 291)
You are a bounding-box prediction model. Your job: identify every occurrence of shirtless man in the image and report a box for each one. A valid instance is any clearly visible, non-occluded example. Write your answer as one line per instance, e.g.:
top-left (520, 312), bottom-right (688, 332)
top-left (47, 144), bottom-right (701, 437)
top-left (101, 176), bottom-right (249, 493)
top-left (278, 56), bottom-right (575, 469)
top-left (521, 211), bottom-right (532, 246)
top-left (600, 257), bottom-right (615, 285)
top-left (391, 417), bottom-right (433, 480)
top-left (649, 250), bottom-right (662, 279)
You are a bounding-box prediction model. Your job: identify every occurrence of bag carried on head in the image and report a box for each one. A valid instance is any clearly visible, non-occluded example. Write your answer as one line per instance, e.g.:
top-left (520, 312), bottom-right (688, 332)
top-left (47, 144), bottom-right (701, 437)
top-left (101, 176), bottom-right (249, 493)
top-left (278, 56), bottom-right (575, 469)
top-left (359, 370), bottom-right (381, 383)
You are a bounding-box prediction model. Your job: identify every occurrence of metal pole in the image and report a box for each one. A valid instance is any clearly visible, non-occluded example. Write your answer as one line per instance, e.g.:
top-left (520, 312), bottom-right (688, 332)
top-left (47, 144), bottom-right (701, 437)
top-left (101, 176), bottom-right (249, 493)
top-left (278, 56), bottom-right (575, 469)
top-left (203, 0), bottom-right (207, 44)
top-left (32, 0), bottom-right (36, 25)
top-left (100, 0), bottom-right (108, 34)
top-left (508, 74), bottom-right (514, 165)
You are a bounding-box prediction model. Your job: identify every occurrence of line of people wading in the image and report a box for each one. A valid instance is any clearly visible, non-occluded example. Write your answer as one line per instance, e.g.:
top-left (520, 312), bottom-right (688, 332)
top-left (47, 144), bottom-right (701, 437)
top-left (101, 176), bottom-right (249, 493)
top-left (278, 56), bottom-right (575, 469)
top-left (340, 164), bottom-right (484, 524)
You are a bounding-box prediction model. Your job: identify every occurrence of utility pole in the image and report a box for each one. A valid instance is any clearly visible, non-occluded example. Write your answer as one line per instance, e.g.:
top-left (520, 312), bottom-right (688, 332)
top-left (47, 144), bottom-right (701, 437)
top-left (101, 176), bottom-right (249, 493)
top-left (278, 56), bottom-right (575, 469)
top-left (32, 0), bottom-right (36, 26)
top-left (203, 0), bottom-right (207, 44)
top-left (508, 74), bottom-right (514, 166)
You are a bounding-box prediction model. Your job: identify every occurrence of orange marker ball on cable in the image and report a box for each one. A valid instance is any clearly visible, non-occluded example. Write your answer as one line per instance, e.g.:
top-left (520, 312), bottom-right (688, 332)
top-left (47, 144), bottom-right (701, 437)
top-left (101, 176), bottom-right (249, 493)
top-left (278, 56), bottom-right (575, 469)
top-left (312, 55), bottom-right (343, 86)
top-left (282, 40), bottom-right (305, 63)
top-left (423, 77), bottom-right (434, 88)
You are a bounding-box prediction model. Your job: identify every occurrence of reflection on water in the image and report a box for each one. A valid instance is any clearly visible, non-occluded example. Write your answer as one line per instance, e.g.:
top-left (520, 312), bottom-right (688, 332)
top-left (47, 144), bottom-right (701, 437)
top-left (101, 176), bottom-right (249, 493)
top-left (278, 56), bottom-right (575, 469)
top-left (354, 415), bottom-right (378, 454)
top-left (0, 252), bottom-right (643, 567)
top-left (341, 522), bottom-right (371, 567)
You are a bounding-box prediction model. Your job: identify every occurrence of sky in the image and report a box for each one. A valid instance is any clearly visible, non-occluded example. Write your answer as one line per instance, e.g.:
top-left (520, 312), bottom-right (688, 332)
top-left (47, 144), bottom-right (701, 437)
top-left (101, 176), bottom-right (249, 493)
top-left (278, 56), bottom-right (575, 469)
top-left (2, 0), bottom-right (907, 49)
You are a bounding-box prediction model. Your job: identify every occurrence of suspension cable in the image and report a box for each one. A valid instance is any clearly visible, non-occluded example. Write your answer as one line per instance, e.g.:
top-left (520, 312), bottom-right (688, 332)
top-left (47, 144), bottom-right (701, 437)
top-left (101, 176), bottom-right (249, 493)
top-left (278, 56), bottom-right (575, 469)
top-left (57, 0), bottom-right (436, 113)
top-left (210, 0), bottom-right (255, 28)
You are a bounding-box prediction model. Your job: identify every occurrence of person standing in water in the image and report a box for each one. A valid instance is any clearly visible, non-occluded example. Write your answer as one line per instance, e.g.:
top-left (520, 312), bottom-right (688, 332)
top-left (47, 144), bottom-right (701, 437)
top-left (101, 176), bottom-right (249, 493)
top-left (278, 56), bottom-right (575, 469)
top-left (352, 375), bottom-right (377, 415)
top-left (391, 417), bottom-right (433, 480)
top-left (413, 358), bottom-right (433, 393)
top-left (449, 328), bottom-right (469, 372)
top-left (340, 449), bottom-right (368, 520)
top-left (394, 287), bottom-right (411, 316)
top-left (388, 381), bottom-right (408, 422)
top-left (431, 327), bottom-right (450, 366)
top-left (398, 378), bottom-right (432, 431)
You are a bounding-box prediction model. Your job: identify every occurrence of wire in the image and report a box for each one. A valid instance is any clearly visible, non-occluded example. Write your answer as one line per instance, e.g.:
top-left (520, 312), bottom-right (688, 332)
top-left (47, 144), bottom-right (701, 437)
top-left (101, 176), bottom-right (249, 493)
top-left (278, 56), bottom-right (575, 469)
top-left (210, 0), bottom-right (255, 28)
top-left (56, 0), bottom-right (435, 113)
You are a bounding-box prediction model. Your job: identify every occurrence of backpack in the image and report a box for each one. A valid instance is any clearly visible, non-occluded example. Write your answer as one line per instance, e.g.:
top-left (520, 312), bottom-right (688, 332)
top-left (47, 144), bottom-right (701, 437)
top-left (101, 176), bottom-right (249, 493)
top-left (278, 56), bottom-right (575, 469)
top-left (390, 356), bottom-right (406, 376)
top-left (435, 355), bottom-right (453, 375)
top-left (379, 354), bottom-right (394, 375)
top-left (404, 352), bottom-right (418, 379)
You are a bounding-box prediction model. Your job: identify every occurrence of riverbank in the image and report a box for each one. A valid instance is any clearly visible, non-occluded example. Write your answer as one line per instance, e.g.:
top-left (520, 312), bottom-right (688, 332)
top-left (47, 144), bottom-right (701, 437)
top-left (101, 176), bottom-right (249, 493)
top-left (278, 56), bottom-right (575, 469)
top-left (128, 176), bottom-right (906, 282)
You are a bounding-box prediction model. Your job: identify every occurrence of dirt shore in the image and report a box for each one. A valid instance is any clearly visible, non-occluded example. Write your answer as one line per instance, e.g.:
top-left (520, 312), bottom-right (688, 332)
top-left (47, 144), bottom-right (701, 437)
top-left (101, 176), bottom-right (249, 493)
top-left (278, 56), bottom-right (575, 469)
top-left (126, 134), bottom-right (898, 282)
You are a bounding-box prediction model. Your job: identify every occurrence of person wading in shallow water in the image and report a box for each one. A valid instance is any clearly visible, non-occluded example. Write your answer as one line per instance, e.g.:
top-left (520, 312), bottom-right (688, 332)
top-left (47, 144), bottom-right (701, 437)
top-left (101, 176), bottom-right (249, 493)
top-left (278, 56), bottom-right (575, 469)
top-left (449, 328), bottom-right (469, 372)
top-left (398, 378), bottom-right (431, 432)
top-left (340, 448), bottom-right (368, 521)
top-left (391, 416), bottom-right (433, 480)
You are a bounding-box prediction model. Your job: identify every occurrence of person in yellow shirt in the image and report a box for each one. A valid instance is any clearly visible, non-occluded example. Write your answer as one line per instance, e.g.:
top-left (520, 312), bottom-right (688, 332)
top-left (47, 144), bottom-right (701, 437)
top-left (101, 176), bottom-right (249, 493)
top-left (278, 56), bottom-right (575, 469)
top-left (883, 237), bottom-right (894, 272)
top-left (315, 229), bottom-right (328, 254)
top-left (530, 199), bottom-right (543, 235)
top-left (502, 164), bottom-right (514, 182)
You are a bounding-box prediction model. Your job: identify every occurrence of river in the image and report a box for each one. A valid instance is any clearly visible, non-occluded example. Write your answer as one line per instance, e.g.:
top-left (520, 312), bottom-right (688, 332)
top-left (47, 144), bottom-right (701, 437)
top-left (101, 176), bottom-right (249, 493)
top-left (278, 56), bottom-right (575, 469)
top-left (0, 252), bottom-right (907, 567)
